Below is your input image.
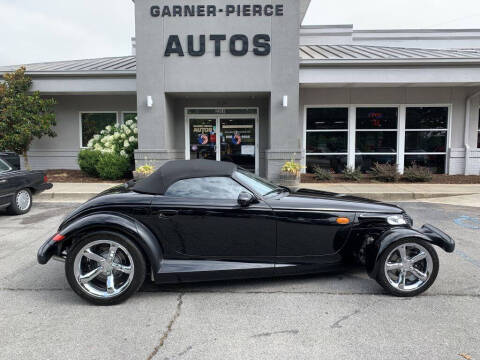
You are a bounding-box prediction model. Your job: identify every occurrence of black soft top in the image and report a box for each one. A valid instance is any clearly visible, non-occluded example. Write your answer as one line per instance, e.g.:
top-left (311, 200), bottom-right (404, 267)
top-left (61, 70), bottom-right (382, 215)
top-left (132, 160), bottom-right (237, 195)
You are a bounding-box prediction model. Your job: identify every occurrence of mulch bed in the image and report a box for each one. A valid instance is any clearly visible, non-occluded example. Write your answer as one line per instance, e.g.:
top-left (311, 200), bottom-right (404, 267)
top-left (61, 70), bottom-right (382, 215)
top-left (46, 170), bottom-right (130, 183)
top-left (301, 173), bottom-right (480, 184)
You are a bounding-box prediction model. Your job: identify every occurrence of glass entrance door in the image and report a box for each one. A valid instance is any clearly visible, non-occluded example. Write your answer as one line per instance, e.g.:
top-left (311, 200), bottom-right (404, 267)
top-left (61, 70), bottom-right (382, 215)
top-left (220, 118), bottom-right (256, 173)
top-left (186, 109), bottom-right (258, 174)
top-left (189, 118), bottom-right (217, 161)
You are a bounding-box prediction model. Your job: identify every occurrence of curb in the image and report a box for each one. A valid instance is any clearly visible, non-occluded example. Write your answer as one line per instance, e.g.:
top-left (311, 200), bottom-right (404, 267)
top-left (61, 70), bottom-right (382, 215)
top-left (34, 191), bottom-right (475, 203)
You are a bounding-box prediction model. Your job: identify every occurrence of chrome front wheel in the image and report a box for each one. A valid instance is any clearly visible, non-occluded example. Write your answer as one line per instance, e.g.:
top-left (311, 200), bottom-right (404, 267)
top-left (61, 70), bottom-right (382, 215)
top-left (66, 232), bottom-right (146, 305)
top-left (376, 239), bottom-right (439, 297)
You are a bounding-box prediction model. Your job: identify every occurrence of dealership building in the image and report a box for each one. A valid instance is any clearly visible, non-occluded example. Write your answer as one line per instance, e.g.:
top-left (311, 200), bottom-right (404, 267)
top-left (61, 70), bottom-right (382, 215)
top-left (2, 0), bottom-right (480, 179)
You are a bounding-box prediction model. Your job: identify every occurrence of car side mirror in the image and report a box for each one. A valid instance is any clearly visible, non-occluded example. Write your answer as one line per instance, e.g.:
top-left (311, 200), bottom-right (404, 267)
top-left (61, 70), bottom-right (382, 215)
top-left (238, 192), bottom-right (255, 207)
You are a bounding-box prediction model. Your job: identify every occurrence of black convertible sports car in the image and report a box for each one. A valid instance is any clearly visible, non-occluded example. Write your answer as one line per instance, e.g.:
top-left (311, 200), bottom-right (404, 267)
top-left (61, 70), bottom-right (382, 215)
top-left (38, 160), bottom-right (455, 305)
top-left (0, 158), bottom-right (53, 215)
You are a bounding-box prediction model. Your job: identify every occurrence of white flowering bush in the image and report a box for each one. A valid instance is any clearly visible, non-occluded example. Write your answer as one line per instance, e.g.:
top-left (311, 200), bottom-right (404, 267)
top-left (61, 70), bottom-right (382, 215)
top-left (86, 119), bottom-right (138, 160)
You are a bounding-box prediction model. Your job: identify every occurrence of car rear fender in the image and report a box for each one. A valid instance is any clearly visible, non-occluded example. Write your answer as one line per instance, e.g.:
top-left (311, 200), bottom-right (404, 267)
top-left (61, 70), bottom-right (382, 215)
top-left (366, 225), bottom-right (454, 278)
top-left (58, 212), bottom-right (163, 273)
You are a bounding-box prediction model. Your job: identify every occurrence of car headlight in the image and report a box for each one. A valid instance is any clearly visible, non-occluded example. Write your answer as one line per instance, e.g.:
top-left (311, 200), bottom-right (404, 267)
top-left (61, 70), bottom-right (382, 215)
top-left (387, 215), bottom-right (407, 226)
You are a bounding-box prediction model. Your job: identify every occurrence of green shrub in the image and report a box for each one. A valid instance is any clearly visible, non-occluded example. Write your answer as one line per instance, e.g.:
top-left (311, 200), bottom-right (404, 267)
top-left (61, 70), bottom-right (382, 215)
top-left (342, 166), bottom-right (362, 181)
top-left (95, 152), bottom-right (131, 180)
top-left (403, 163), bottom-right (433, 182)
top-left (313, 167), bottom-right (334, 181)
top-left (369, 162), bottom-right (400, 182)
top-left (77, 149), bottom-right (101, 177)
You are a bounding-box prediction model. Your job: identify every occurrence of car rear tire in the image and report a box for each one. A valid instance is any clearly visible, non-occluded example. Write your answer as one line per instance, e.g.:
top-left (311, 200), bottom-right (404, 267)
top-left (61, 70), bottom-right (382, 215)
top-left (7, 188), bottom-right (32, 215)
top-left (65, 231), bottom-right (146, 305)
top-left (376, 238), bottom-right (439, 297)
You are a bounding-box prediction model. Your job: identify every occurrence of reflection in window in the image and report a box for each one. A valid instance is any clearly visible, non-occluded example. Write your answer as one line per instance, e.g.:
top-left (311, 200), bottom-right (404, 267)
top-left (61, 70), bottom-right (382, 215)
top-left (81, 113), bottom-right (117, 148)
top-left (356, 132), bottom-right (397, 153)
top-left (355, 155), bottom-right (396, 173)
top-left (405, 155), bottom-right (446, 174)
top-left (406, 107), bottom-right (448, 129)
top-left (405, 131), bottom-right (447, 153)
top-left (306, 108), bottom-right (348, 173)
top-left (306, 155), bottom-right (348, 173)
top-left (0, 159), bottom-right (11, 172)
top-left (306, 132), bottom-right (348, 153)
top-left (307, 108), bottom-right (349, 130)
top-left (165, 177), bottom-right (249, 199)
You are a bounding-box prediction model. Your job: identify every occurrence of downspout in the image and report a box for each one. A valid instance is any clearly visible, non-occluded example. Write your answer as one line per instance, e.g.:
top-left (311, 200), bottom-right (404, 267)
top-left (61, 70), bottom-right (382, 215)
top-left (464, 89), bottom-right (480, 175)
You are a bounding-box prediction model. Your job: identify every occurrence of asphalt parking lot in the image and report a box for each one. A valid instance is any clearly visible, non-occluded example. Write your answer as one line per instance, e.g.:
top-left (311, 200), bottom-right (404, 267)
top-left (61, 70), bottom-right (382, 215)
top-left (0, 201), bottom-right (479, 360)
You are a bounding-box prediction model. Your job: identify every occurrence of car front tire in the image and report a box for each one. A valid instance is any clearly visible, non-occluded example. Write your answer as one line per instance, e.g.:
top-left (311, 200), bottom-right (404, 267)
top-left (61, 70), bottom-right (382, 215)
top-left (7, 188), bottom-right (32, 215)
top-left (65, 231), bottom-right (146, 305)
top-left (376, 238), bottom-right (439, 297)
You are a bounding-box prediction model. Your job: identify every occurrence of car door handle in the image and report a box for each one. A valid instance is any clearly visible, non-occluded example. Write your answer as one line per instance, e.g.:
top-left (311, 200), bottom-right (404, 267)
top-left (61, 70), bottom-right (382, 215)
top-left (158, 210), bottom-right (178, 219)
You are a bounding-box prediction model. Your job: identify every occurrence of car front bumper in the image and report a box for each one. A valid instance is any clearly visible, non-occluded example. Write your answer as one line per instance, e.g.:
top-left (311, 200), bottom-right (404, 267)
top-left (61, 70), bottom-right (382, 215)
top-left (419, 223), bottom-right (455, 253)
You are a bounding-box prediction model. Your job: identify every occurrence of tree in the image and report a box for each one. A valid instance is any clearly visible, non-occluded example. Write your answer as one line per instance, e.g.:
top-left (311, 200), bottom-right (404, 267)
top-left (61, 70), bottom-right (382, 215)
top-left (0, 67), bottom-right (56, 169)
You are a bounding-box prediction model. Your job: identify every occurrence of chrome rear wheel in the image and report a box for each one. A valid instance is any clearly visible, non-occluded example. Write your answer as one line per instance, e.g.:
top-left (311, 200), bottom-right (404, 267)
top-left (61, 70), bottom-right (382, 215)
top-left (66, 232), bottom-right (146, 305)
top-left (73, 240), bottom-right (135, 299)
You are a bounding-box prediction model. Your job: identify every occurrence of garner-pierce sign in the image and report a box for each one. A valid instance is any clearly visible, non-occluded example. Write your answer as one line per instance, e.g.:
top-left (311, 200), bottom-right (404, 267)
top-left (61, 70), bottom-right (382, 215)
top-left (150, 4), bottom-right (285, 57)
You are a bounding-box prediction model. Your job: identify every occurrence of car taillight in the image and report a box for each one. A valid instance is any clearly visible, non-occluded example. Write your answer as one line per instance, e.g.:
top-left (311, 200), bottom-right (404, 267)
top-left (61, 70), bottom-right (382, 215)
top-left (52, 234), bottom-right (65, 242)
top-left (43, 175), bottom-right (48, 183)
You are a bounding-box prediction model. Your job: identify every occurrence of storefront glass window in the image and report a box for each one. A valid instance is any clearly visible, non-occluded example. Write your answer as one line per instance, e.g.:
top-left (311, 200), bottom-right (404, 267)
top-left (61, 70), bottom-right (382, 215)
top-left (405, 107), bottom-right (448, 174)
top-left (355, 107), bottom-right (398, 172)
top-left (306, 108), bottom-right (348, 173)
top-left (80, 112), bottom-right (117, 148)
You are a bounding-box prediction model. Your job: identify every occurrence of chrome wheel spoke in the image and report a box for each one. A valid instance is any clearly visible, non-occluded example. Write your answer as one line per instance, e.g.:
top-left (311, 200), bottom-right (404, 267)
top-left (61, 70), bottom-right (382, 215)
top-left (397, 271), bottom-right (406, 290)
top-left (397, 245), bottom-right (407, 262)
top-left (106, 274), bottom-right (115, 294)
top-left (410, 252), bottom-right (426, 264)
top-left (78, 267), bottom-right (103, 284)
top-left (410, 268), bottom-right (428, 282)
top-left (108, 244), bottom-right (119, 262)
top-left (112, 262), bottom-right (132, 274)
top-left (83, 249), bottom-right (106, 264)
top-left (386, 262), bottom-right (403, 271)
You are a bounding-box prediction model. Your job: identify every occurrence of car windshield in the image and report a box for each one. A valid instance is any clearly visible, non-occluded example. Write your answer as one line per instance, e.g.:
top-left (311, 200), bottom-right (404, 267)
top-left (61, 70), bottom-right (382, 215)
top-left (234, 170), bottom-right (284, 197)
top-left (0, 159), bottom-right (11, 173)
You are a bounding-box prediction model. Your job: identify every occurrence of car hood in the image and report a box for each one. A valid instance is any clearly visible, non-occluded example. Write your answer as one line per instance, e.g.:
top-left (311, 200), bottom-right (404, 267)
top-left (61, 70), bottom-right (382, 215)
top-left (265, 188), bottom-right (403, 214)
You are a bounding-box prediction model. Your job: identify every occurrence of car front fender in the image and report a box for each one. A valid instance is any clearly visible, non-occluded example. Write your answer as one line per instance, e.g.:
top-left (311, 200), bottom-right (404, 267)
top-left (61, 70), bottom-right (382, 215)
top-left (366, 224), bottom-right (455, 278)
top-left (38, 212), bottom-right (163, 273)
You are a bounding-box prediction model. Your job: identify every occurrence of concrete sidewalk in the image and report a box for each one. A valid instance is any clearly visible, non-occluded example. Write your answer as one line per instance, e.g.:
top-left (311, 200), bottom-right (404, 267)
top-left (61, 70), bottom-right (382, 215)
top-left (35, 182), bottom-right (480, 203)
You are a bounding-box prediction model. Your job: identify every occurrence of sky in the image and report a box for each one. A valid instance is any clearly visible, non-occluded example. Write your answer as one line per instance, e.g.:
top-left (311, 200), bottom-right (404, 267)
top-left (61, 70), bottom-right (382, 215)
top-left (0, 0), bottom-right (479, 65)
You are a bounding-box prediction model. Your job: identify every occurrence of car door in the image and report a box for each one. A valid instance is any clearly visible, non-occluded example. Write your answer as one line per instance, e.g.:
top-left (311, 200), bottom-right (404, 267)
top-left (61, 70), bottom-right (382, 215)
top-left (265, 192), bottom-right (355, 271)
top-left (149, 176), bottom-right (276, 265)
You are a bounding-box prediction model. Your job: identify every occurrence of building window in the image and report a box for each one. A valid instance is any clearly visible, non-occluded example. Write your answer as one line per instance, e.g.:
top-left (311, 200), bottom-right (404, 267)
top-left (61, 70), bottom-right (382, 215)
top-left (306, 108), bottom-right (348, 173)
top-left (355, 107), bottom-right (398, 172)
top-left (404, 107), bottom-right (448, 174)
top-left (123, 112), bottom-right (137, 123)
top-left (80, 112), bottom-right (117, 148)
